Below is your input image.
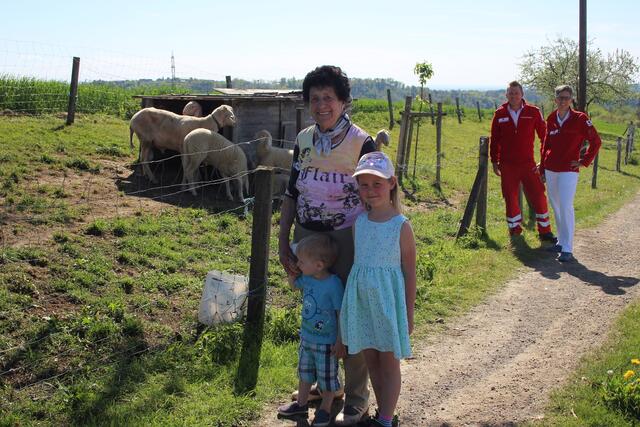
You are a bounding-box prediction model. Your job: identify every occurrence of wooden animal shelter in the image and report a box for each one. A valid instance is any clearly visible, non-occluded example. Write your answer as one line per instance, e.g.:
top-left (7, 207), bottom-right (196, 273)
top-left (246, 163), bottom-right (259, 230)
top-left (133, 89), bottom-right (312, 166)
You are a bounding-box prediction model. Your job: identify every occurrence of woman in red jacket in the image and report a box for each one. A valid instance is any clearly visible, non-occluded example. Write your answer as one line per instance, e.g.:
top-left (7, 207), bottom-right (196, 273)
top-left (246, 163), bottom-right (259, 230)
top-left (540, 85), bottom-right (602, 262)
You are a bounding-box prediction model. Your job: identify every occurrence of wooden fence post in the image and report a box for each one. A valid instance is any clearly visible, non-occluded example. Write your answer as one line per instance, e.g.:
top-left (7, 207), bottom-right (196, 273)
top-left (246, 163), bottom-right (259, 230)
top-left (435, 103), bottom-right (443, 189)
top-left (455, 97), bottom-right (462, 124)
top-left (296, 106), bottom-right (304, 134)
top-left (475, 137), bottom-right (489, 232)
top-left (225, 75), bottom-right (232, 88)
top-left (66, 57), bottom-right (80, 125)
top-left (428, 93), bottom-right (434, 125)
top-left (476, 101), bottom-right (482, 121)
top-left (616, 137), bottom-right (622, 172)
top-left (404, 117), bottom-right (415, 178)
top-left (386, 89), bottom-right (394, 130)
top-left (541, 104), bottom-right (545, 118)
top-left (235, 167), bottom-right (274, 394)
top-left (457, 144), bottom-right (488, 239)
top-left (395, 96), bottom-right (413, 184)
top-left (591, 153), bottom-right (599, 189)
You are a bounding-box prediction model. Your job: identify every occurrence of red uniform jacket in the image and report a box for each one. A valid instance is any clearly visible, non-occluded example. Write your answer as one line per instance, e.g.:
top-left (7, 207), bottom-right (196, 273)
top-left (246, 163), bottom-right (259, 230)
top-left (490, 100), bottom-right (546, 166)
top-left (541, 109), bottom-right (602, 173)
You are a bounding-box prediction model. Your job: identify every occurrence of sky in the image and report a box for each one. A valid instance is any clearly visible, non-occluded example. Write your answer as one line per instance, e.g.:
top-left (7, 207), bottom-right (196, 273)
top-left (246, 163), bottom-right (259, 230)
top-left (1, 0), bottom-right (639, 90)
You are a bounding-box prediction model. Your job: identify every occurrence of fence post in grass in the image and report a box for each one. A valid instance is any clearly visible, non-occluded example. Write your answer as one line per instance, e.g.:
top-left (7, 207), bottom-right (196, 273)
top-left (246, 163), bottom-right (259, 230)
top-left (296, 106), bottom-right (304, 134)
top-left (541, 104), bottom-right (545, 118)
top-left (476, 137), bottom-right (489, 232)
top-left (225, 75), bottom-right (232, 88)
top-left (386, 89), bottom-right (394, 130)
top-left (591, 153), bottom-right (599, 189)
top-left (455, 97), bottom-right (462, 124)
top-left (404, 117), bottom-right (415, 178)
top-left (435, 102), bottom-right (443, 190)
top-left (428, 93), bottom-right (435, 125)
top-left (476, 101), bottom-right (482, 121)
top-left (66, 57), bottom-right (80, 125)
top-left (616, 137), bottom-right (622, 172)
top-left (457, 144), bottom-right (488, 239)
top-left (494, 101), bottom-right (498, 110)
top-left (235, 167), bottom-right (274, 394)
top-left (396, 96), bottom-right (413, 185)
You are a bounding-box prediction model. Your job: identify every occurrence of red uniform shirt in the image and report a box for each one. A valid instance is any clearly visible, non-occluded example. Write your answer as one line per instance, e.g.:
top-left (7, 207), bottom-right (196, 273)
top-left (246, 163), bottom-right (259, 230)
top-left (490, 100), bottom-right (546, 166)
top-left (541, 109), bottom-right (602, 173)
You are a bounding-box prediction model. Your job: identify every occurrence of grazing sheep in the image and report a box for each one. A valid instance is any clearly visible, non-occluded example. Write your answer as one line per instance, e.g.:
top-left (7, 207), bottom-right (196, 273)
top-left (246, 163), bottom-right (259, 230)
top-left (374, 129), bottom-right (391, 151)
top-left (253, 130), bottom-right (294, 172)
top-left (182, 101), bottom-right (203, 117)
top-left (129, 105), bottom-right (236, 183)
top-left (182, 128), bottom-right (249, 201)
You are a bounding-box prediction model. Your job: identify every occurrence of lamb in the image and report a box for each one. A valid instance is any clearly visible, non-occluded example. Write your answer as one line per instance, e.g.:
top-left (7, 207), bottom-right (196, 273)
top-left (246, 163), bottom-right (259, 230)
top-left (182, 101), bottom-right (203, 117)
top-left (182, 128), bottom-right (249, 201)
top-left (129, 104), bottom-right (236, 183)
top-left (253, 130), bottom-right (294, 172)
top-left (374, 129), bottom-right (390, 151)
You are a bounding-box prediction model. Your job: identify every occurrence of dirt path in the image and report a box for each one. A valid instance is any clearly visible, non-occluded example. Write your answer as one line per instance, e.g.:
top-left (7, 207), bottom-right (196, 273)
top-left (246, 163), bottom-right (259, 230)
top-left (260, 191), bottom-right (640, 426)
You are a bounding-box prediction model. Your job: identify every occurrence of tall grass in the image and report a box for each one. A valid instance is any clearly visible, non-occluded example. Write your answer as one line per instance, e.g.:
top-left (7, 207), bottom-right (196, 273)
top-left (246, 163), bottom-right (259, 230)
top-left (0, 75), bottom-right (180, 118)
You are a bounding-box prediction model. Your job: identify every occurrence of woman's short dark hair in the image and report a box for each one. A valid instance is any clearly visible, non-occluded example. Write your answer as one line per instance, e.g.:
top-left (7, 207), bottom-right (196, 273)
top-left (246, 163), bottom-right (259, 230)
top-left (302, 65), bottom-right (351, 103)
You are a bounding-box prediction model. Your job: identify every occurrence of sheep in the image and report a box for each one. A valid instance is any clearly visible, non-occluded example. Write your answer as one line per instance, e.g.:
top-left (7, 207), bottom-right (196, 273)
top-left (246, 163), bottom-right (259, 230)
top-left (182, 101), bottom-right (203, 117)
top-left (374, 129), bottom-right (390, 151)
top-left (253, 130), bottom-right (294, 172)
top-left (129, 104), bottom-right (236, 183)
top-left (182, 128), bottom-right (249, 201)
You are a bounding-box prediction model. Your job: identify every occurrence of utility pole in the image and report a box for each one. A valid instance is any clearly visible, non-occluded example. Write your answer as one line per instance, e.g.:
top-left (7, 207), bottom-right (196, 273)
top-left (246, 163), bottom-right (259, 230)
top-left (577, 0), bottom-right (587, 112)
top-left (171, 51), bottom-right (176, 91)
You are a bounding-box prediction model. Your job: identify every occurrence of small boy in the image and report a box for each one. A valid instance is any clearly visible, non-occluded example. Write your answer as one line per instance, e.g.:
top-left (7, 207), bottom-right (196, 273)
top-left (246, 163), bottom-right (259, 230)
top-left (277, 233), bottom-right (344, 427)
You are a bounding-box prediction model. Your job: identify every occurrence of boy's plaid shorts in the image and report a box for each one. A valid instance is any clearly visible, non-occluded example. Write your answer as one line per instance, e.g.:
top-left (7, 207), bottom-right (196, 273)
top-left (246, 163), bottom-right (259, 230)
top-left (298, 339), bottom-right (340, 392)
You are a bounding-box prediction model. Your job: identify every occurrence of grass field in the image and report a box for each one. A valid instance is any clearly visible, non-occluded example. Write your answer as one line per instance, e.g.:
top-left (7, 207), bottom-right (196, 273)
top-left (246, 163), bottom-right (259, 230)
top-left (0, 99), bottom-right (639, 425)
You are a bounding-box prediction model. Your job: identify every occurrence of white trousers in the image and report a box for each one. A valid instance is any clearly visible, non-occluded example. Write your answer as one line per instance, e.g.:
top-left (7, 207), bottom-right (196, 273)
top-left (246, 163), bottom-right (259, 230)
top-left (545, 170), bottom-right (579, 253)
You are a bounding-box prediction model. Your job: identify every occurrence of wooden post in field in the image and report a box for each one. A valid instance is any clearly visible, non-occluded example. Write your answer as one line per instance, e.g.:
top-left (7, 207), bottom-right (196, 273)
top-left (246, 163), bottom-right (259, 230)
top-left (455, 97), bottom-right (462, 124)
top-left (404, 117), bottom-right (415, 178)
top-left (476, 101), bottom-right (482, 121)
top-left (625, 132), bottom-right (631, 165)
top-left (457, 141), bottom-right (488, 239)
top-left (225, 75), bottom-right (232, 88)
top-left (435, 102), bottom-right (443, 190)
top-left (428, 93), bottom-right (435, 125)
top-left (235, 167), bottom-right (274, 394)
top-left (616, 137), bottom-right (622, 172)
top-left (476, 137), bottom-right (489, 232)
top-left (395, 96), bottom-right (413, 185)
top-left (494, 101), bottom-right (498, 111)
top-left (386, 89), bottom-right (394, 130)
top-left (591, 153), bottom-right (599, 189)
top-left (66, 57), bottom-right (80, 125)
top-left (541, 104), bottom-right (545, 118)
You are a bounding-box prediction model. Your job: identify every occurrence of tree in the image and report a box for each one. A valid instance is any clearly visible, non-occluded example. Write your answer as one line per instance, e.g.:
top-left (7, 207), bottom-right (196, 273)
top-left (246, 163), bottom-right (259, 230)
top-left (414, 61), bottom-right (434, 102)
top-left (519, 37), bottom-right (639, 109)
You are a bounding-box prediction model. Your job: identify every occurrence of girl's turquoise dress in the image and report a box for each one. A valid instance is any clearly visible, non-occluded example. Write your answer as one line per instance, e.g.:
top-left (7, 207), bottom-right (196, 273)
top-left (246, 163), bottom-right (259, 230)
top-left (340, 212), bottom-right (412, 360)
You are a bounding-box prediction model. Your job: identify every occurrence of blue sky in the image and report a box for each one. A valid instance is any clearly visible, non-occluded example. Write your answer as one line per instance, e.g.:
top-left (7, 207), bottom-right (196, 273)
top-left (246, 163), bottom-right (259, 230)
top-left (2, 0), bottom-right (639, 89)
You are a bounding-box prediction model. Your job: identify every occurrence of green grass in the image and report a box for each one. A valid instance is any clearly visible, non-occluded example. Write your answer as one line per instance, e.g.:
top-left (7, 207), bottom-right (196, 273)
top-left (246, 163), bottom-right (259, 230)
top-left (537, 302), bottom-right (640, 426)
top-left (0, 103), bottom-right (639, 426)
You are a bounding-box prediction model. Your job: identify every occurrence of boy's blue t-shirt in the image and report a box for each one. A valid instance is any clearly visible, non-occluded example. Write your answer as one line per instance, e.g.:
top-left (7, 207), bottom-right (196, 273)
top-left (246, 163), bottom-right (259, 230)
top-left (295, 274), bottom-right (344, 345)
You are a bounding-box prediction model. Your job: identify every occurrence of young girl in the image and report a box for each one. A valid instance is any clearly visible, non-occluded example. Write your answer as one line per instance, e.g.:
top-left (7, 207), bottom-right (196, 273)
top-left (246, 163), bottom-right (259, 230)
top-left (340, 151), bottom-right (417, 427)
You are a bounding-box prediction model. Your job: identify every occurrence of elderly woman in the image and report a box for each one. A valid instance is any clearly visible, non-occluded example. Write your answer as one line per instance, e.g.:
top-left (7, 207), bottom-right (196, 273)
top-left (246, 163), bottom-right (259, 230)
top-left (540, 84), bottom-right (602, 262)
top-left (278, 65), bottom-right (376, 426)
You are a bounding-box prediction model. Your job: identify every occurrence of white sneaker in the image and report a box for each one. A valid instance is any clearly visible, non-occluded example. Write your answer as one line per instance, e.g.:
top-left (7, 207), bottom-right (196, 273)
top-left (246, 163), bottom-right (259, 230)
top-left (333, 405), bottom-right (367, 426)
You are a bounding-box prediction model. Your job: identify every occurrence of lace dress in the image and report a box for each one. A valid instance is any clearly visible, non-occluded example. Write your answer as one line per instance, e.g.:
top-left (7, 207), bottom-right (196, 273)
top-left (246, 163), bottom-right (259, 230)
top-left (340, 212), bottom-right (411, 359)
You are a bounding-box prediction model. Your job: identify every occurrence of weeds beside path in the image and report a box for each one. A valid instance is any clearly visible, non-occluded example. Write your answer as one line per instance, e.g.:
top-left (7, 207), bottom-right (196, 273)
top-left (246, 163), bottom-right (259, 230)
top-left (395, 191), bottom-right (640, 426)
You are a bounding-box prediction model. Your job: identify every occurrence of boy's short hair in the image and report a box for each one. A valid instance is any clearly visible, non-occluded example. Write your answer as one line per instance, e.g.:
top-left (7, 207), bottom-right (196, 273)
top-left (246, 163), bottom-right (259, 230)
top-left (555, 84), bottom-right (573, 97)
top-left (296, 234), bottom-right (339, 267)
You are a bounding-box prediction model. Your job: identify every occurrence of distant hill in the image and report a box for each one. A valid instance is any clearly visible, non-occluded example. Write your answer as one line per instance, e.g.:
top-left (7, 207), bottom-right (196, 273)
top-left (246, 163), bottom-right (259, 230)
top-left (93, 77), bottom-right (640, 109)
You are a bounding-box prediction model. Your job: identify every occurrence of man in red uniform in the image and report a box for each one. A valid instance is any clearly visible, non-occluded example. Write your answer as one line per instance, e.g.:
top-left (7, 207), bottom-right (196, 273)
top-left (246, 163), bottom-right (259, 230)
top-left (540, 84), bottom-right (602, 262)
top-left (490, 81), bottom-right (556, 243)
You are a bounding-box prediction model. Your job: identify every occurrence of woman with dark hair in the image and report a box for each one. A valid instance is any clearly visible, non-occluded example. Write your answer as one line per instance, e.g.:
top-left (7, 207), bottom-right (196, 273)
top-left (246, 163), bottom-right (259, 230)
top-left (278, 65), bottom-right (376, 426)
top-left (540, 84), bottom-right (602, 262)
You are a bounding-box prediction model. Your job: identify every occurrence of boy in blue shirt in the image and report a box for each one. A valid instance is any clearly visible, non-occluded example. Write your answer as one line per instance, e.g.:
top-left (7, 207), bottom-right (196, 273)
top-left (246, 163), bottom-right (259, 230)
top-left (277, 234), bottom-right (344, 427)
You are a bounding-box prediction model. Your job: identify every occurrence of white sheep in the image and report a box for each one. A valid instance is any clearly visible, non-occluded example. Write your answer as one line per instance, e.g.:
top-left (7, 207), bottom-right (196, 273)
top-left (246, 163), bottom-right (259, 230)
top-left (182, 128), bottom-right (249, 201)
top-left (182, 101), bottom-right (203, 117)
top-left (254, 130), bottom-right (294, 172)
top-left (129, 104), bottom-right (236, 183)
top-left (374, 129), bottom-right (390, 151)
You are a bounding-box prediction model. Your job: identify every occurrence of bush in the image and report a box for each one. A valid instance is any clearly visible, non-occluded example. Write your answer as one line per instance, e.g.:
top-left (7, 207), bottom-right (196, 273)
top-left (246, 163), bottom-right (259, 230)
top-left (195, 323), bottom-right (243, 365)
top-left (601, 359), bottom-right (640, 419)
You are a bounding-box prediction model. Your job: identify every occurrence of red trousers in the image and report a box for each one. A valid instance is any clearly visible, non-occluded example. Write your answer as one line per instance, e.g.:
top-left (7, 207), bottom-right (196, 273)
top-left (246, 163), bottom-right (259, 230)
top-left (499, 162), bottom-right (551, 235)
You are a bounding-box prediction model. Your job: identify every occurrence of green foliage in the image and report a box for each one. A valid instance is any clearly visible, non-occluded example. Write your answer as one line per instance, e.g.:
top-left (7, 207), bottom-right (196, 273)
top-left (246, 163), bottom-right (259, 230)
top-left (414, 61), bottom-right (434, 86)
top-left (265, 307), bottom-right (300, 344)
top-left (601, 362), bottom-right (640, 419)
